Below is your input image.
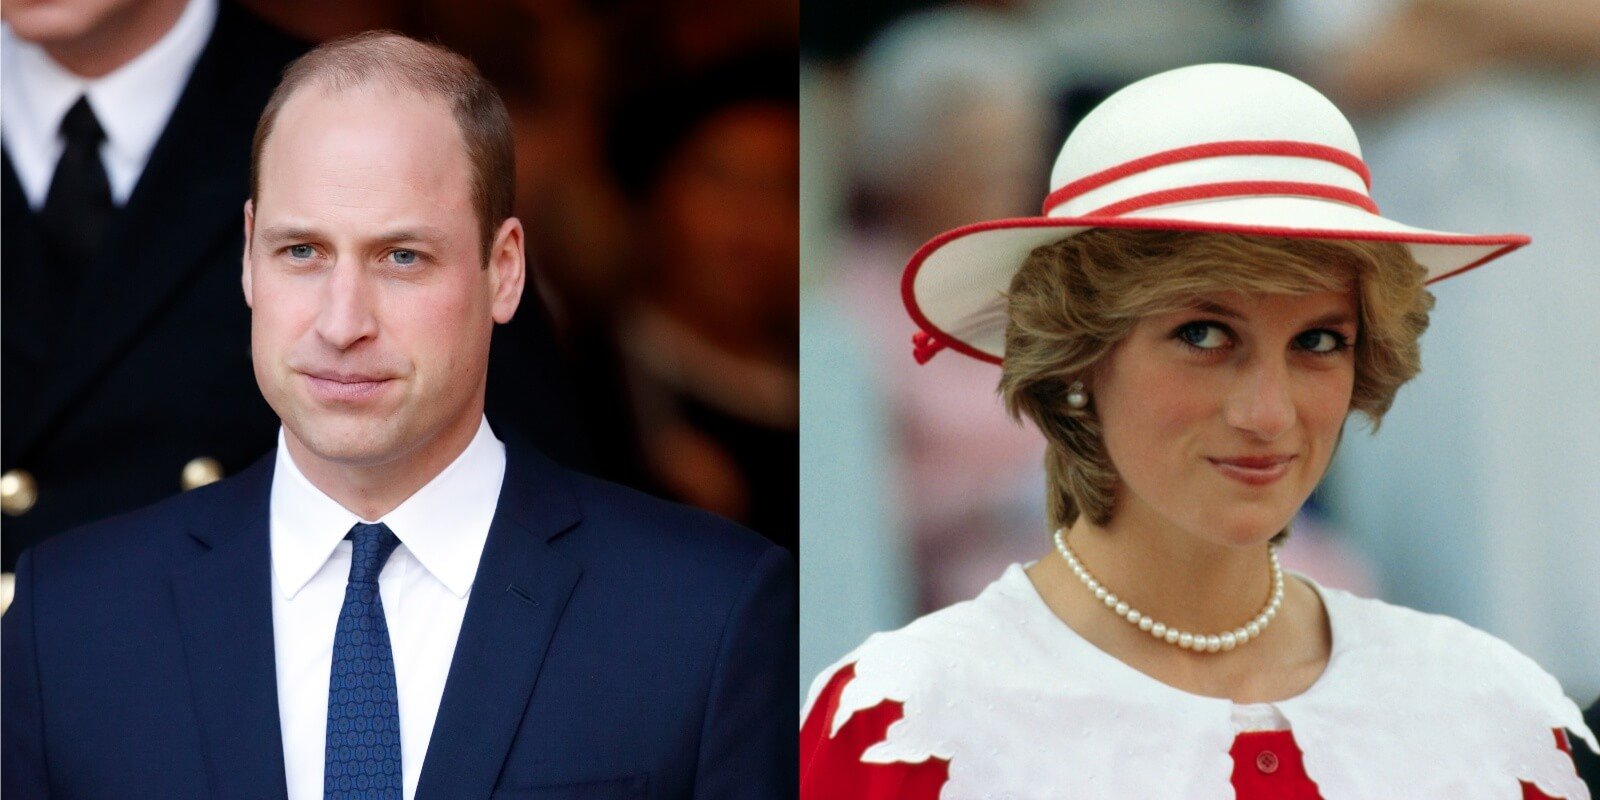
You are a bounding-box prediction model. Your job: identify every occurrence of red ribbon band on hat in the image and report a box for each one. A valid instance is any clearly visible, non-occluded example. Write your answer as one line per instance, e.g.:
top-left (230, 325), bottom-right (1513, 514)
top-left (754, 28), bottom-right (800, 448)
top-left (1042, 140), bottom-right (1372, 216)
top-left (1086, 180), bottom-right (1380, 217)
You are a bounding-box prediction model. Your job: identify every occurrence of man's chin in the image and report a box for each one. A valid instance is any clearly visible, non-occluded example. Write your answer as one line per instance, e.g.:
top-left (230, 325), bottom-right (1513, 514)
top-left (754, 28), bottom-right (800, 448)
top-left (5, 9), bottom-right (103, 46)
top-left (284, 420), bottom-right (405, 470)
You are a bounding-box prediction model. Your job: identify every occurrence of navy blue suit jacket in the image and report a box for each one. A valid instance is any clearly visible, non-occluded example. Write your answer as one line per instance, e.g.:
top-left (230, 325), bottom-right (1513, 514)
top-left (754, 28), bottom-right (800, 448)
top-left (2, 437), bottom-right (797, 799)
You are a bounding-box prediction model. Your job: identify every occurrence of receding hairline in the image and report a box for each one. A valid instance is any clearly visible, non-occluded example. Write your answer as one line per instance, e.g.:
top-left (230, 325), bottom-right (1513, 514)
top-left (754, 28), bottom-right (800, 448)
top-left (270, 31), bottom-right (479, 93)
top-left (253, 77), bottom-right (468, 174)
top-left (263, 45), bottom-right (469, 112)
top-left (249, 31), bottom-right (516, 264)
top-left (273, 70), bottom-right (459, 108)
top-left (252, 36), bottom-right (478, 193)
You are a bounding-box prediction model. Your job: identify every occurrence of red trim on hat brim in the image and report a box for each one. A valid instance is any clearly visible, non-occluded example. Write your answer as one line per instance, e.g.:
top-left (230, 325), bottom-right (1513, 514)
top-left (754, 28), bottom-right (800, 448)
top-left (901, 215), bottom-right (1530, 366)
top-left (1082, 180), bottom-right (1380, 217)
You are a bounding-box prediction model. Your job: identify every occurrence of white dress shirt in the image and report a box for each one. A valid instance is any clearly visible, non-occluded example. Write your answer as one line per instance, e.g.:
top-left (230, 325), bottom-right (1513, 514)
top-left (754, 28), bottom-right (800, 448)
top-left (0, 0), bottom-right (216, 208)
top-left (270, 418), bottom-right (505, 800)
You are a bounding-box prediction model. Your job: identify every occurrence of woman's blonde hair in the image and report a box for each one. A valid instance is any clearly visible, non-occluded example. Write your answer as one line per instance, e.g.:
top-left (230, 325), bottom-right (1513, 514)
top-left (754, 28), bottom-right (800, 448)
top-left (998, 229), bottom-right (1434, 531)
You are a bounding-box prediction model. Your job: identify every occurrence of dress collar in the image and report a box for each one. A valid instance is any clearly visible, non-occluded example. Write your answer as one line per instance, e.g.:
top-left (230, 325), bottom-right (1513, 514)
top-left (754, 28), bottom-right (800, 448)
top-left (993, 563), bottom-right (1350, 710)
top-left (270, 417), bottom-right (506, 600)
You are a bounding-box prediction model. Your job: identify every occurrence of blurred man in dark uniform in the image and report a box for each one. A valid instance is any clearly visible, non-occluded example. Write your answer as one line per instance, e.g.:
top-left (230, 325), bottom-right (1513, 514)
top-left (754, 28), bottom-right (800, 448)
top-left (603, 48), bottom-right (799, 553)
top-left (1578, 699), bottom-right (1600, 791)
top-left (1, 0), bottom-right (304, 573)
top-left (1, 0), bottom-right (591, 578)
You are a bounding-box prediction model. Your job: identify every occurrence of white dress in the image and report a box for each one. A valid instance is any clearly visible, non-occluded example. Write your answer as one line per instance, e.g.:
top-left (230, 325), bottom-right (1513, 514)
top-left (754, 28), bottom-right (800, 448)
top-left (802, 565), bottom-right (1596, 799)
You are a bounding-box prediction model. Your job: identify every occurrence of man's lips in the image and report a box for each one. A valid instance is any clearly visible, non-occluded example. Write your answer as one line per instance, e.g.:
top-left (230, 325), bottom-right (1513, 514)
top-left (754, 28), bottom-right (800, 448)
top-left (1207, 455), bottom-right (1295, 486)
top-left (301, 371), bottom-right (395, 403)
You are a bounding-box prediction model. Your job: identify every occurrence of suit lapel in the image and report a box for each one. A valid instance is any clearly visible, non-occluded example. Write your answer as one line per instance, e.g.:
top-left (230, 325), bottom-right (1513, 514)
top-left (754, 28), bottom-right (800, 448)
top-left (414, 441), bottom-right (584, 800)
top-left (17, 7), bottom-right (255, 456)
top-left (170, 453), bottom-right (289, 800)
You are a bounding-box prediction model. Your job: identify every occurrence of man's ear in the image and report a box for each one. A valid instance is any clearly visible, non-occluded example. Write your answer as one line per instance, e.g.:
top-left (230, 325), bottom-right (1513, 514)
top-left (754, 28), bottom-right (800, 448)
top-left (487, 217), bottom-right (526, 324)
top-left (241, 199), bottom-right (255, 309)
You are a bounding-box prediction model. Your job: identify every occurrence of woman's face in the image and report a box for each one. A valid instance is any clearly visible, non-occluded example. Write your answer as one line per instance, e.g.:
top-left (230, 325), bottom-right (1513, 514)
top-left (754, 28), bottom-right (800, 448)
top-left (1093, 289), bottom-right (1359, 548)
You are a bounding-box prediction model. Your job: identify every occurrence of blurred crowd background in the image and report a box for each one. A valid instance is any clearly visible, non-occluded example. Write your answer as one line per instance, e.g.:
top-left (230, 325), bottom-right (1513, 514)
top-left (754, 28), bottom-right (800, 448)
top-left (1, 0), bottom-right (798, 598)
top-left (799, 0), bottom-right (1600, 706)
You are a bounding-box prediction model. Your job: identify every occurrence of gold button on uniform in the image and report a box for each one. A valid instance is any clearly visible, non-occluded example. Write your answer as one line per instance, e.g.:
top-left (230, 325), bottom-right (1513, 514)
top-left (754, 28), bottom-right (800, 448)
top-left (181, 457), bottom-right (224, 491)
top-left (1, 469), bottom-right (38, 516)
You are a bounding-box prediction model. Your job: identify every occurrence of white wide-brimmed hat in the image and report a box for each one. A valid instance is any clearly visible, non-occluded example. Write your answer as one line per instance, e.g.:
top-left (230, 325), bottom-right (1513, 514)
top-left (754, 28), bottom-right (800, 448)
top-left (904, 63), bottom-right (1530, 365)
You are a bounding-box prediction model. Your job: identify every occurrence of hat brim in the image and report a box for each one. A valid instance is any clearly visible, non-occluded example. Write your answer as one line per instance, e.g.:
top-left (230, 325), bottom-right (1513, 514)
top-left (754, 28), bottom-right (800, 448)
top-left (903, 195), bottom-right (1530, 364)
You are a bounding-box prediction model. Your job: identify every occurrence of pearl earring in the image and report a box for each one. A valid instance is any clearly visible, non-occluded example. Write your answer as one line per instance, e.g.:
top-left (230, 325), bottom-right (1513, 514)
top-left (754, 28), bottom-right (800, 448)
top-left (1066, 380), bottom-right (1088, 409)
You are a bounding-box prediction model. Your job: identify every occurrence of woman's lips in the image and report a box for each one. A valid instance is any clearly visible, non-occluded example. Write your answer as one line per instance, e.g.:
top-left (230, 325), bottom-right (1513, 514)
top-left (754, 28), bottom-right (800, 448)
top-left (1207, 455), bottom-right (1295, 486)
top-left (303, 373), bottom-right (393, 403)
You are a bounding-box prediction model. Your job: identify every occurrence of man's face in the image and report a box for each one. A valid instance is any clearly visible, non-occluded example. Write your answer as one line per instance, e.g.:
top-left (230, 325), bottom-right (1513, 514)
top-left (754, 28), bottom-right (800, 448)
top-left (3, 0), bottom-right (165, 49)
top-left (244, 83), bottom-right (521, 473)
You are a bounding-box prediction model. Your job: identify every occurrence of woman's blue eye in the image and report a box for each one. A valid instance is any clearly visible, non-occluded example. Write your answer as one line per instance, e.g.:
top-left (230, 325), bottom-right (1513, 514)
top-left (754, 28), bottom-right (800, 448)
top-left (1296, 330), bottom-right (1347, 354)
top-left (389, 249), bottom-right (417, 266)
top-left (287, 244), bottom-right (314, 259)
top-left (1175, 322), bottom-right (1229, 350)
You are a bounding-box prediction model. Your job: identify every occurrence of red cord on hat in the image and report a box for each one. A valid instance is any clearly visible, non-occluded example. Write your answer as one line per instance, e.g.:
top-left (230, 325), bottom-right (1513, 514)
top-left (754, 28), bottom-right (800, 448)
top-left (912, 330), bottom-right (948, 364)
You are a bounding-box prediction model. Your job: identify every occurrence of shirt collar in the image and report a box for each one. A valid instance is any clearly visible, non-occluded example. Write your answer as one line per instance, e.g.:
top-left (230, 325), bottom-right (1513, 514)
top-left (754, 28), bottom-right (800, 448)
top-left (270, 417), bottom-right (507, 600)
top-left (0, 0), bottom-right (216, 204)
top-left (1, 27), bottom-right (82, 152)
top-left (89, 0), bottom-right (215, 173)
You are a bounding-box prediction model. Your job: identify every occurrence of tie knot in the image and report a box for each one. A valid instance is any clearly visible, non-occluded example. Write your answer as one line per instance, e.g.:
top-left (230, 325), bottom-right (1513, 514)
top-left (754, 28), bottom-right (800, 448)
top-left (345, 522), bottom-right (400, 584)
top-left (60, 96), bottom-right (106, 146)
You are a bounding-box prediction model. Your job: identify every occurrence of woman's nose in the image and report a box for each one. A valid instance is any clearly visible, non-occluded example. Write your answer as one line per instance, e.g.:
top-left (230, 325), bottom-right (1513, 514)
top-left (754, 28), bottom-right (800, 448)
top-left (1223, 357), bottom-right (1296, 440)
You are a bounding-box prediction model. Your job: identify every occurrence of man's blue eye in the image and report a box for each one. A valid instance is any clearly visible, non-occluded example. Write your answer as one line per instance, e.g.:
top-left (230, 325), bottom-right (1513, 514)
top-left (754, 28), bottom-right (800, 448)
top-left (390, 250), bottom-right (417, 266)
top-left (288, 244), bottom-right (314, 259)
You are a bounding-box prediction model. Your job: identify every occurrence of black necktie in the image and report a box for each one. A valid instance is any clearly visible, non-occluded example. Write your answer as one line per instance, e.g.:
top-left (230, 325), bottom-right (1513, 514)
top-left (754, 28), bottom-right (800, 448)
top-left (39, 96), bottom-right (115, 313)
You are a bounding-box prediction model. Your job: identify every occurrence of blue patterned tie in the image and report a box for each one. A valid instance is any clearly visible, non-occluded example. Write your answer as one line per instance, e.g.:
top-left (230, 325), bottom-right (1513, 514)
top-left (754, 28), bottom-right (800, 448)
top-left (324, 522), bottom-right (403, 800)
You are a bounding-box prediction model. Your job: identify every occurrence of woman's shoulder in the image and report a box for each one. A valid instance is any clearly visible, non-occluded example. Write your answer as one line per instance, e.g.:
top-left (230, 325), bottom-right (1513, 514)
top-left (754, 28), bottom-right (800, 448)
top-left (1288, 580), bottom-right (1598, 798)
top-left (1317, 581), bottom-right (1582, 709)
top-left (799, 568), bottom-right (1034, 799)
top-left (812, 566), bottom-right (1075, 716)
top-left (803, 564), bottom-right (1042, 719)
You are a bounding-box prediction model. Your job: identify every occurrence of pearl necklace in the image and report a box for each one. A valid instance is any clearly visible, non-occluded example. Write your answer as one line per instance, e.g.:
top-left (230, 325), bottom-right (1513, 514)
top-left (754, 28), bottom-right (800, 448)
top-left (1052, 528), bottom-right (1284, 654)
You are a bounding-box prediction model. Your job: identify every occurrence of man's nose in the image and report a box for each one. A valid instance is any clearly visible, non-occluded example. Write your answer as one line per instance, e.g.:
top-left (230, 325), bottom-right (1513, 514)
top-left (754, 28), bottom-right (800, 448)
top-left (314, 262), bottom-right (378, 349)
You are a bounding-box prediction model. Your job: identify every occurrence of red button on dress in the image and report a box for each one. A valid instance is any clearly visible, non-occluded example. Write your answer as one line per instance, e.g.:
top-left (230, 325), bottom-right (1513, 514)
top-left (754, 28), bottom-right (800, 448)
top-left (1256, 750), bottom-right (1280, 774)
top-left (1229, 731), bottom-right (1323, 799)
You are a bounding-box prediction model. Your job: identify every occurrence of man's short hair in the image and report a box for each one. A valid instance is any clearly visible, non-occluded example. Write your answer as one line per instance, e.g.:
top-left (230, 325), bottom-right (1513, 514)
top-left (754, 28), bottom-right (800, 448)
top-left (249, 31), bottom-right (513, 264)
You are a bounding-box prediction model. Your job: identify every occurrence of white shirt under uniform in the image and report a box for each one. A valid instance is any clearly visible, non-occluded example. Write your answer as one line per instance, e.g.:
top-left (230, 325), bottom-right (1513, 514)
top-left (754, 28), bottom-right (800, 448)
top-left (0, 0), bottom-right (216, 208)
top-left (270, 417), bottom-right (505, 800)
